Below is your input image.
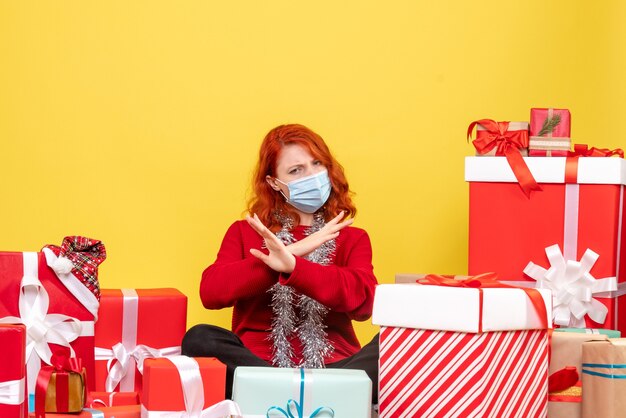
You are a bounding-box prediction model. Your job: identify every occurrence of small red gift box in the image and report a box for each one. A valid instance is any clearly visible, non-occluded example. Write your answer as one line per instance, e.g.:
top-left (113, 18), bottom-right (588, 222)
top-left (87, 391), bottom-right (139, 408)
top-left (469, 120), bottom-right (530, 156)
top-left (34, 356), bottom-right (86, 418)
top-left (0, 324), bottom-right (27, 418)
top-left (94, 289), bottom-right (187, 393)
top-left (0, 246), bottom-right (102, 395)
top-left (529, 108), bottom-right (571, 156)
top-left (142, 356), bottom-right (235, 416)
top-left (29, 404), bottom-right (140, 418)
top-left (467, 119), bottom-right (540, 197)
top-left (466, 154), bottom-right (626, 333)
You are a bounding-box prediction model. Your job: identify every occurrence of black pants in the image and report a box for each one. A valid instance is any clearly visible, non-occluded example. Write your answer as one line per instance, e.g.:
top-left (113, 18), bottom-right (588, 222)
top-left (181, 324), bottom-right (379, 403)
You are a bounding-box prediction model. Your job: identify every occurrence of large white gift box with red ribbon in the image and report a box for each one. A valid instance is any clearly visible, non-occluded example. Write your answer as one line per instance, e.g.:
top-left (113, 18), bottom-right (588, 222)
top-left (466, 155), bottom-right (625, 332)
top-left (372, 281), bottom-right (552, 418)
top-left (93, 288), bottom-right (187, 393)
top-left (0, 248), bottom-right (101, 395)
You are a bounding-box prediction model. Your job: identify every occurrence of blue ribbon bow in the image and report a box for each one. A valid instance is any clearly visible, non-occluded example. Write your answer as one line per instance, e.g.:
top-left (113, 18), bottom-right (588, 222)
top-left (266, 368), bottom-right (335, 418)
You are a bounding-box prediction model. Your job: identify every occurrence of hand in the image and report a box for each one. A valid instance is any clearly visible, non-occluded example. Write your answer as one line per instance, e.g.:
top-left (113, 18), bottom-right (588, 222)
top-left (246, 214), bottom-right (296, 274)
top-left (287, 211), bottom-right (353, 257)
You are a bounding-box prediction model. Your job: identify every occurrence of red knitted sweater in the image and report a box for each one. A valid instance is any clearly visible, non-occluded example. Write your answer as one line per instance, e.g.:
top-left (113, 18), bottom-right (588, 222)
top-left (200, 220), bottom-right (377, 364)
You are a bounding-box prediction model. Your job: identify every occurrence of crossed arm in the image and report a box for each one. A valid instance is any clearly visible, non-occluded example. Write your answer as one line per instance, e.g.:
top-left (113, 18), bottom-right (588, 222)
top-left (245, 211), bottom-right (353, 273)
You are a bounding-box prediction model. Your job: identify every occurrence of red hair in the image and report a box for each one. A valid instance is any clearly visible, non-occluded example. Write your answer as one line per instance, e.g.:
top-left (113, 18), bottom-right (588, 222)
top-left (247, 124), bottom-right (356, 231)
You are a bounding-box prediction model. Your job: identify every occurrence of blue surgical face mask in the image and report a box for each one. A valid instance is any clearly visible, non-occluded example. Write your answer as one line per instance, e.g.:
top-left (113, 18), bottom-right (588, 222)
top-left (275, 170), bottom-right (332, 214)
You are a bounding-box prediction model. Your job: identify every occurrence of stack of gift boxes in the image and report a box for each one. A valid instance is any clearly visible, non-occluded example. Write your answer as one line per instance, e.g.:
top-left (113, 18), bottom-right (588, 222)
top-left (0, 241), bottom-right (241, 418)
top-left (374, 108), bottom-right (626, 417)
top-left (466, 108), bottom-right (626, 418)
top-left (2, 107), bottom-right (626, 418)
top-left (0, 239), bottom-right (372, 418)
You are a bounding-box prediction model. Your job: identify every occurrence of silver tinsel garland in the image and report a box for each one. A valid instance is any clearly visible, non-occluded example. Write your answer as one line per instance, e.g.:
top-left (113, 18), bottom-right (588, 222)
top-left (268, 212), bottom-right (335, 368)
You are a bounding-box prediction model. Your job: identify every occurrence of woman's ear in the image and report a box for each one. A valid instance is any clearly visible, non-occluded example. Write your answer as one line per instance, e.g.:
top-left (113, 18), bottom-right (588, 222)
top-left (266, 175), bottom-right (281, 191)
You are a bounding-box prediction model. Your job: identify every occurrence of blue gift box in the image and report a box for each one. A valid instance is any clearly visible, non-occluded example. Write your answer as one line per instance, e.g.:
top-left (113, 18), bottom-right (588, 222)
top-left (232, 367), bottom-right (371, 418)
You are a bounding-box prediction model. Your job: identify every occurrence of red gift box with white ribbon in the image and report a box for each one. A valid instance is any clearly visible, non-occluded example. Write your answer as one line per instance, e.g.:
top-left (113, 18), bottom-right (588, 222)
top-left (372, 277), bottom-right (552, 418)
top-left (466, 152), bottom-right (626, 333)
top-left (87, 391), bottom-right (139, 408)
top-left (93, 288), bottom-right (187, 393)
top-left (0, 324), bottom-right (27, 418)
top-left (141, 356), bottom-right (237, 417)
top-left (28, 404), bottom-right (141, 418)
top-left (0, 248), bottom-right (101, 396)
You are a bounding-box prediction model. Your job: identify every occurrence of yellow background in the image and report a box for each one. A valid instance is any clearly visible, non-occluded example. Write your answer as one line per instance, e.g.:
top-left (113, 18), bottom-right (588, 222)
top-left (1, 1), bottom-right (625, 344)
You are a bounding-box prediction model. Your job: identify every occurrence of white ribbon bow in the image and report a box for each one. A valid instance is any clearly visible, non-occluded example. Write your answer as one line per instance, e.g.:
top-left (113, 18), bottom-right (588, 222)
top-left (95, 343), bottom-right (181, 392)
top-left (524, 244), bottom-right (618, 327)
top-left (0, 378), bottom-right (25, 405)
top-left (140, 355), bottom-right (242, 418)
top-left (0, 252), bottom-right (83, 392)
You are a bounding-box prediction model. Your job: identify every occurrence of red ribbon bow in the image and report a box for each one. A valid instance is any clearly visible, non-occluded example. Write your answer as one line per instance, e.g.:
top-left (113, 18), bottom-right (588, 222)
top-left (548, 366), bottom-right (579, 394)
top-left (418, 272), bottom-right (548, 333)
top-left (468, 119), bottom-right (542, 198)
top-left (564, 144), bottom-right (624, 184)
top-left (419, 272), bottom-right (501, 288)
top-left (547, 366), bottom-right (582, 402)
top-left (35, 354), bottom-right (86, 418)
top-left (50, 354), bottom-right (83, 374)
top-left (569, 144), bottom-right (624, 158)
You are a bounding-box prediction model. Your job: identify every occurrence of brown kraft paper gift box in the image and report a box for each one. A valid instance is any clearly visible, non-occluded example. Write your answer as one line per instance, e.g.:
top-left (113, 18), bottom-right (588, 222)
top-left (582, 339), bottom-right (626, 418)
top-left (548, 332), bottom-right (609, 418)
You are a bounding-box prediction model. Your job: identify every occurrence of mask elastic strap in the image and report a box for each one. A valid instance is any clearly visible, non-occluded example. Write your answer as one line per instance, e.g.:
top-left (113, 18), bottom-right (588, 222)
top-left (278, 189), bottom-right (289, 202)
top-left (272, 178), bottom-right (290, 202)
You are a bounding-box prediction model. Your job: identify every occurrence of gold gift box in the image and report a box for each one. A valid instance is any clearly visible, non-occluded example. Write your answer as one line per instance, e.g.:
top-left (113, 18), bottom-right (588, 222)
top-left (43, 367), bottom-right (86, 413)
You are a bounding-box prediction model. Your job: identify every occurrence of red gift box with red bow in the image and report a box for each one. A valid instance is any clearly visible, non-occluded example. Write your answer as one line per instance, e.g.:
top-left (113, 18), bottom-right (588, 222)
top-left (468, 119), bottom-right (541, 197)
top-left (34, 355), bottom-right (87, 418)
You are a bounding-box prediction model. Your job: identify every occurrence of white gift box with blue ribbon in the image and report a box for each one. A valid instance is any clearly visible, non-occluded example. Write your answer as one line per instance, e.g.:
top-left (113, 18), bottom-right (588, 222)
top-left (232, 367), bottom-right (372, 418)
